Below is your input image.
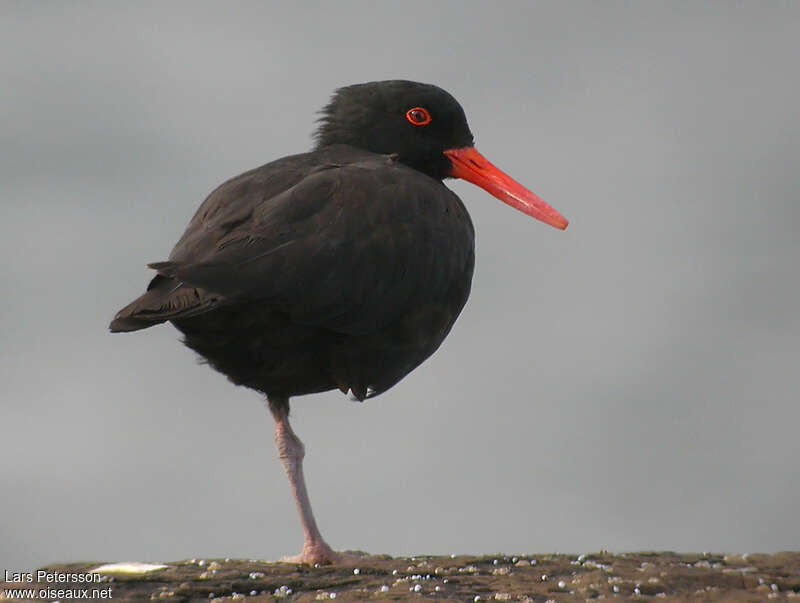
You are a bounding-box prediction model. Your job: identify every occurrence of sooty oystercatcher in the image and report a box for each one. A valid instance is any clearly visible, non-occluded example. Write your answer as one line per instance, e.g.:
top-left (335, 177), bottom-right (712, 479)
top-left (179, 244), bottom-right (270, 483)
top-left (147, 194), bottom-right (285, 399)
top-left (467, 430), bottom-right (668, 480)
top-left (111, 80), bottom-right (568, 565)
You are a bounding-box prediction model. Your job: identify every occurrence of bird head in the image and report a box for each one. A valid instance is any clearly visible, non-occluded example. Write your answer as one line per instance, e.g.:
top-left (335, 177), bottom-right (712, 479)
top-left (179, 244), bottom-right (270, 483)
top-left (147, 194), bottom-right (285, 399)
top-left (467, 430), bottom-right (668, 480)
top-left (315, 80), bottom-right (568, 230)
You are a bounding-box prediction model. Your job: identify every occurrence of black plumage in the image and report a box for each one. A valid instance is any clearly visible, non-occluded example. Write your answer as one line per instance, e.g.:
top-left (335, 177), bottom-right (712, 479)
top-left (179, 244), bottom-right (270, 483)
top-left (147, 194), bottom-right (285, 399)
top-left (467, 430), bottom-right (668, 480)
top-left (111, 146), bottom-right (474, 403)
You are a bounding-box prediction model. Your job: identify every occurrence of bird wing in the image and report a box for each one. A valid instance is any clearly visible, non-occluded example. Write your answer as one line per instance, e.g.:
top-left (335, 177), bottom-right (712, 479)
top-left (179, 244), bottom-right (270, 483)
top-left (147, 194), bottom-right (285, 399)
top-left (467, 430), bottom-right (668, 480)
top-left (135, 156), bottom-right (474, 337)
top-left (110, 152), bottom-right (320, 332)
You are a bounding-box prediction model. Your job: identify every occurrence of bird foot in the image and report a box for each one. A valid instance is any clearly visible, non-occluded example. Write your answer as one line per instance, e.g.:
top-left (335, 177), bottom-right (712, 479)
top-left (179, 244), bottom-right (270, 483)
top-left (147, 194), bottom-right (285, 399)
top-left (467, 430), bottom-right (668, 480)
top-left (280, 542), bottom-right (363, 566)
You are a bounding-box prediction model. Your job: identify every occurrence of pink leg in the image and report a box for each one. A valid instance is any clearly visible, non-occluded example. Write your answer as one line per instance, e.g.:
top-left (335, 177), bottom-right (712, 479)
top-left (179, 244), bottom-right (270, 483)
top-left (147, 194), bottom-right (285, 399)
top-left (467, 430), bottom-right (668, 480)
top-left (269, 401), bottom-right (340, 565)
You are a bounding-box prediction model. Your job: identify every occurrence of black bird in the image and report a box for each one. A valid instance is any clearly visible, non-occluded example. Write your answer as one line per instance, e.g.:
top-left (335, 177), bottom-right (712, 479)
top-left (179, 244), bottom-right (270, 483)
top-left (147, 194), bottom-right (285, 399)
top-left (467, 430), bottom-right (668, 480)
top-left (111, 80), bottom-right (567, 565)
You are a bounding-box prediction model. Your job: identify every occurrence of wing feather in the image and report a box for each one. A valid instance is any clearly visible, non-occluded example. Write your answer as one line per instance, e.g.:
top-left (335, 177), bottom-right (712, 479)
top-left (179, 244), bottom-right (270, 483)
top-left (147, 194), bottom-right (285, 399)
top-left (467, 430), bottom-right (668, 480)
top-left (111, 149), bottom-right (474, 339)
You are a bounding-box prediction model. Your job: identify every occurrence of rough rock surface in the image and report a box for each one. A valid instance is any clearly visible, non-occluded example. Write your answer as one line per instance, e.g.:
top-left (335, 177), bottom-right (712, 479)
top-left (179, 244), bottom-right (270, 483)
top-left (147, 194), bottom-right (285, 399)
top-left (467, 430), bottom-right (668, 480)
top-left (3, 552), bottom-right (799, 601)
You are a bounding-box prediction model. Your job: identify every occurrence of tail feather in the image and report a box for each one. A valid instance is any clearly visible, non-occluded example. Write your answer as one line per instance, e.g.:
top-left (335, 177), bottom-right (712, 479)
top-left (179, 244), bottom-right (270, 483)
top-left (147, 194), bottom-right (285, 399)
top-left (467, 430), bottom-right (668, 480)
top-left (109, 273), bottom-right (224, 333)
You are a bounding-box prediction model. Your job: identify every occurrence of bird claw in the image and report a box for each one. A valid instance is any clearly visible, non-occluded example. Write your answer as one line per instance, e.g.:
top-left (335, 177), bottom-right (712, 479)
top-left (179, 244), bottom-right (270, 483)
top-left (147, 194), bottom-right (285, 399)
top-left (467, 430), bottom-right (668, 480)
top-left (280, 542), bottom-right (362, 566)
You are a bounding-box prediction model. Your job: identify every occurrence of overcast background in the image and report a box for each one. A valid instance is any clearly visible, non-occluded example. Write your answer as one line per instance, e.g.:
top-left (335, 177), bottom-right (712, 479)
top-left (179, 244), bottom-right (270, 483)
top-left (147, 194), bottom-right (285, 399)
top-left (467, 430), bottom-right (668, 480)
top-left (2, 2), bottom-right (799, 571)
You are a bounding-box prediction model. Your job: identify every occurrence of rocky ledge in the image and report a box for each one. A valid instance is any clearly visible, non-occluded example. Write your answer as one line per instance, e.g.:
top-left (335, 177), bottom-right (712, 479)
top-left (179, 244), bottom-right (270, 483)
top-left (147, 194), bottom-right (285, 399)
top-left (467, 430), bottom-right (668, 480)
top-left (3, 551), bottom-right (799, 601)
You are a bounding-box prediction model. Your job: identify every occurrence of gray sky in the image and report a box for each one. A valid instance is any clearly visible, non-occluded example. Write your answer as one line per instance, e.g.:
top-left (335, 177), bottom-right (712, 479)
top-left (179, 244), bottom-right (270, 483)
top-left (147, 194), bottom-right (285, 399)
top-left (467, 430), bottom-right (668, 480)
top-left (2, 2), bottom-right (799, 571)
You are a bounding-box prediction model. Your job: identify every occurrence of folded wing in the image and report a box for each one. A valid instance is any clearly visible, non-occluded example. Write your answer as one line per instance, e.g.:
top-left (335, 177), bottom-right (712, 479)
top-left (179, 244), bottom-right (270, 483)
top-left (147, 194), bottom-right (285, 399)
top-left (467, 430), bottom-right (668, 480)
top-left (111, 154), bottom-right (474, 338)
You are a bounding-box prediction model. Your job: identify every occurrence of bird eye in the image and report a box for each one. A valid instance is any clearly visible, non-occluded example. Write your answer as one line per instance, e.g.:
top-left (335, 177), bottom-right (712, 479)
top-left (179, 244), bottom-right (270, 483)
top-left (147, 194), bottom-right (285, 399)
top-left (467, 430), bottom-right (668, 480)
top-left (405, 107), bottom-right (432, 126)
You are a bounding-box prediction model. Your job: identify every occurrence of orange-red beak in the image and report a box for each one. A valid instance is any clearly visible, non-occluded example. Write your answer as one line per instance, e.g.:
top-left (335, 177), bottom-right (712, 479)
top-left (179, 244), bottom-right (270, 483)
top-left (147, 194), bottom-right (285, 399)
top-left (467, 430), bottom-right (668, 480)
top-left (444, 146), bottom-right (568, 230)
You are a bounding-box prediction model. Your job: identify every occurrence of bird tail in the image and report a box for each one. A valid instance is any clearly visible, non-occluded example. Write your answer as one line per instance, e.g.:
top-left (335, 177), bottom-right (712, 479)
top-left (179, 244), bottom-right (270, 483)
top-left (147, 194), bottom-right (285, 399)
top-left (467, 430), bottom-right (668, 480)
top-left (109, 272), bottom-right (223, 333)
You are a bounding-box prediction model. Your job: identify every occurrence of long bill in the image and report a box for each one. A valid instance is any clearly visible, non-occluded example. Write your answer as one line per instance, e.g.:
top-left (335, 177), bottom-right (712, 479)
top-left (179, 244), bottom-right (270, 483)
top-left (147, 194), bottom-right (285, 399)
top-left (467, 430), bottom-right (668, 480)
top-left (444, 146), bottom-right (568, 230)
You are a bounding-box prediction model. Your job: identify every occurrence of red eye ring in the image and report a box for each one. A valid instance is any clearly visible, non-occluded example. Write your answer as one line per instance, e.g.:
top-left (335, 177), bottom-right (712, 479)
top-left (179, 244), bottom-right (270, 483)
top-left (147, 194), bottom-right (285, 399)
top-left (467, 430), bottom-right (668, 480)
top-left (405, 107), bottom-right (432, 126)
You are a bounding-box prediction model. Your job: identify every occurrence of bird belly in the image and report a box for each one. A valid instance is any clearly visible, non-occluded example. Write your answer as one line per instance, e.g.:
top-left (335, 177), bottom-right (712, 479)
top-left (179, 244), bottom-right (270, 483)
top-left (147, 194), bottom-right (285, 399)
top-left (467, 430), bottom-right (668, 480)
top-left (171, 278), bottom-right (470, 401)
